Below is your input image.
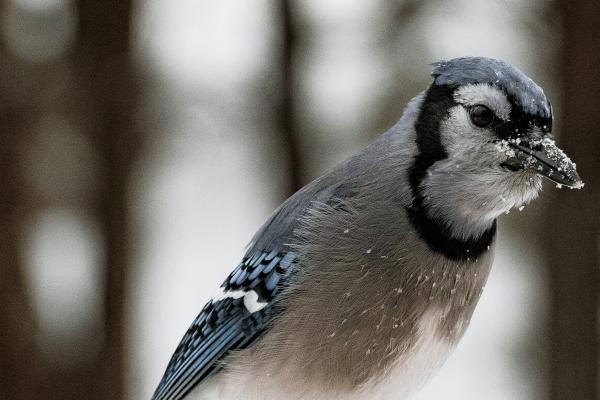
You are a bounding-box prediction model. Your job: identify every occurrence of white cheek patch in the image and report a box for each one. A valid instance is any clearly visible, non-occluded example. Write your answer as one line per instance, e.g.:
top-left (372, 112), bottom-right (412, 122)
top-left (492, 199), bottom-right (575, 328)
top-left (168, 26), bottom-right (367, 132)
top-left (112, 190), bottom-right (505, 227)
top-left (213, 289), bottom-right (268, 313)
top-left (454, 83), bottom-right (511, 121)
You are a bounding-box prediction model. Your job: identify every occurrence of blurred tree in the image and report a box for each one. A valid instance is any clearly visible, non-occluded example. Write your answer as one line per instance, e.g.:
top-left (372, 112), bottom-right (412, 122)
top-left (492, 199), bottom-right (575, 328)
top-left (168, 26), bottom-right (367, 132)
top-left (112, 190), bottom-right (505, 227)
top-left (0, 1), bottom-right (49, 396)
top-left (278, 0), bottom-right (303, 194)
top-left (367, 0), bottom-right (432, 136)
top-left (548, 1), bottom-right (600, 399)
top-left (74, 1), bottom-right (139, 399)
top-left (0, 47), bottom-right (42, 400)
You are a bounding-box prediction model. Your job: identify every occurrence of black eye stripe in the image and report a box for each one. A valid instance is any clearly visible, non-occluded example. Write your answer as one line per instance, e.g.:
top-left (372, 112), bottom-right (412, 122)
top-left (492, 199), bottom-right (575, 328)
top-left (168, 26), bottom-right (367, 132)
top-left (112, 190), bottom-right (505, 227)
top-left (495, 109), bottom-right (553, 139)
top-left (496, 92), bottom-right (553, 139)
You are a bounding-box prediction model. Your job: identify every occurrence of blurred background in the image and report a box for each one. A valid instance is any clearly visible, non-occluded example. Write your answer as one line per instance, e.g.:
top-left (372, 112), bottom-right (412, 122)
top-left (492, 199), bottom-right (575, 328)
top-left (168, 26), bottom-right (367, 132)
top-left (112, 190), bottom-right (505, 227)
top-left (1, 1), bottom-right (598, 400)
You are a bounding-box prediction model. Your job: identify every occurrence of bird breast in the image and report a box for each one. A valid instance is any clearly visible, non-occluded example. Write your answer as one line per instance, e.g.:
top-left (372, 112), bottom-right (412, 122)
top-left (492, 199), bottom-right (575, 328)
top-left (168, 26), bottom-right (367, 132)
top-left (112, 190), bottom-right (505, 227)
top-left (189, 243), bottom-right (493, 400)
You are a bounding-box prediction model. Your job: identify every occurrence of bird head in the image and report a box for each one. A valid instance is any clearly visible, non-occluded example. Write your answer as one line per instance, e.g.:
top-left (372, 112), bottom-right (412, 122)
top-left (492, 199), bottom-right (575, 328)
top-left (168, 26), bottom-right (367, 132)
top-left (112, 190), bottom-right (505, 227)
top-left (406, 57), bottom-right (583, 241)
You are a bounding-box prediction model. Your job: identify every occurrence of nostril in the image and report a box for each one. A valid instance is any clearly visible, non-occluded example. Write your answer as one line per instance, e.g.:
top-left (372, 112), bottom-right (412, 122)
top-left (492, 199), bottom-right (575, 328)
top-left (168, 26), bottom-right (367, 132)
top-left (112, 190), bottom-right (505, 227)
top-left (519, 137), bottom-right (543, 152)
top-left (525, 141), bottom-right (543, 152)
top-left (501, 160), bottom-right (523, 172)
top-left (526, 128), bottom-right (546, 143)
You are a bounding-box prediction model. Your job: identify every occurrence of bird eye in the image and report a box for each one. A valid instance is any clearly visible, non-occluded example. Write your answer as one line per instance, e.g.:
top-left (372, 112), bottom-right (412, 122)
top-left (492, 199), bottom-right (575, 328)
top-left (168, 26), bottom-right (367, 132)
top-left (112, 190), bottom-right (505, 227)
top-left (469, 105), bottom-right (495, 128)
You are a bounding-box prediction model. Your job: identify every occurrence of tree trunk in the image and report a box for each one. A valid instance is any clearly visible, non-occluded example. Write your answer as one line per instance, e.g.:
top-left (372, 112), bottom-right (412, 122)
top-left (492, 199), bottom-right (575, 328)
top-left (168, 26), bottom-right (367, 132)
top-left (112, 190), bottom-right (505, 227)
top-left (548, 1), bottom-right (600, 399)
top-left (74, 1), bottom-right (138, 399)
top-left (277, 0), bottom-right (303, 195)
top-left (0, 97), bottom-right (41, 400)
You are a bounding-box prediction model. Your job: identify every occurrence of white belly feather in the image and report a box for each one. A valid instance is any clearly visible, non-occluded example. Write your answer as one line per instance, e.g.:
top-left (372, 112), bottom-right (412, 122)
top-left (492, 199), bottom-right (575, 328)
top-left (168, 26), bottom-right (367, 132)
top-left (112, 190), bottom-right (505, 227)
top-left (188, 308), bottom-right (455, 400)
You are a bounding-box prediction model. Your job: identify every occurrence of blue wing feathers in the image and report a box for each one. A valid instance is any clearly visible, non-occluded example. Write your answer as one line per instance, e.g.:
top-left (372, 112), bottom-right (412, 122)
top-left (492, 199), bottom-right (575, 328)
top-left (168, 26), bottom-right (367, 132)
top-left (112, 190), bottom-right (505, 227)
top-left (264, 249), bottom-right (278, 261)
top-left (262, 256), bottom-right (281, 275)
top-left (265, 272), bottom-right (281, 291)
top-left (151, 249), bottom-right (296, 400)
top-left (154, 308), bottom-right (244, 400)
top-left (166, 326), bottom-right (246, 400)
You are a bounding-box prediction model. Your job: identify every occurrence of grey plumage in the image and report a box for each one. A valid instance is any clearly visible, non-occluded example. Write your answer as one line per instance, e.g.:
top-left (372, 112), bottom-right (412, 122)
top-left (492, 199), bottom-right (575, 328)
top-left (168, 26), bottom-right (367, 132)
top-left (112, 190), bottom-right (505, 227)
top-left (152, 57), bottom-right (582, 400)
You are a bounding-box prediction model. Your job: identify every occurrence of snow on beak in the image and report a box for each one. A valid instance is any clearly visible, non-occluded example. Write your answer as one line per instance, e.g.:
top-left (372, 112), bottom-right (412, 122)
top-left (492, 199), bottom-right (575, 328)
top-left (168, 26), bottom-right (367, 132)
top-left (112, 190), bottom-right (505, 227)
top-left (500, 137), bottom-right (584, 189)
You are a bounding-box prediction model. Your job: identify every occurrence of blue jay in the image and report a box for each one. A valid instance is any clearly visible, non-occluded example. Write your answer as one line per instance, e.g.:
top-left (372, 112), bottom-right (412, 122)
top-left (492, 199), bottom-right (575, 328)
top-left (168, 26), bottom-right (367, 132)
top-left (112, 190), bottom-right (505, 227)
top-left (152, 57), bottom-right (582, 400)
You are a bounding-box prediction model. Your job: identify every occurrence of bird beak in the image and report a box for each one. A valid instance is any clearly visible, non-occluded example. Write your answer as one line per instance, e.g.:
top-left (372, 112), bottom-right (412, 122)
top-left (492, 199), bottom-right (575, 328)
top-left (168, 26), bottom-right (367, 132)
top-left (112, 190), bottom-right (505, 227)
top-left (501, 137), bottom-right (584, 188)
